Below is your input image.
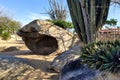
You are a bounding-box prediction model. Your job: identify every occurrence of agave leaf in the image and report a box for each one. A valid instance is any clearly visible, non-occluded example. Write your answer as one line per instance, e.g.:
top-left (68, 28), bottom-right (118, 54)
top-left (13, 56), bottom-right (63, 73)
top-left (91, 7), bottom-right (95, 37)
top-left (116, 47), bottom-right (120, 57)
top-left (117, 64), bottom-right (120, 67)
top-left (98, 62), bottom-right (104, 70)
top-left (114, 40), bottom-right (120, 46)
top-left (87, 61), bottom-right (94, 66)
top-left (112, 64), bottom-right (118, 73)
top-left (82, 56), bottom-right (97, 63)
top-left (105, 50), bottom-right (114, 62)
top-left (90, 64), bottom-right (97, 69)
top-left (100, 62), bottom-right (114, 71)
top-left (81, 53), bottom-right (91, 59)
top-left (84, 58), bottom-right (97, 62)
top-left (99, 55), bottom-right (109, 62)
top-left (96, 61), bottom-right (102, 69)
top-left (108, 63), bottom-right (115, 73)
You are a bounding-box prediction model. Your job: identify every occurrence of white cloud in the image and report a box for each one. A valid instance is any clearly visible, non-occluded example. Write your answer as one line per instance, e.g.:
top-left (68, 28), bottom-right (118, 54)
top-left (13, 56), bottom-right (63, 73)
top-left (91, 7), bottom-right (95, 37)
top-left (27, 12), bottom-right (50, 20)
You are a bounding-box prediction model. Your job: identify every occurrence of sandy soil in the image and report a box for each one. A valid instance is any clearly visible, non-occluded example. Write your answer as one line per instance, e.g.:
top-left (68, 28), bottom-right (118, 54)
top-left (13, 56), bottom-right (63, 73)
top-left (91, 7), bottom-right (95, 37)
top-left (0, 38), bottom-right (59, 80)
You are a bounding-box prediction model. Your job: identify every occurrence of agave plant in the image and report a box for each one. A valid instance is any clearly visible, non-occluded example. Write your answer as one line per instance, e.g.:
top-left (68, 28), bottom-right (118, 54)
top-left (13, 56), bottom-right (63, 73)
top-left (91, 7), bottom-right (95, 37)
top-left (80, 40), bottom-right (120, 73)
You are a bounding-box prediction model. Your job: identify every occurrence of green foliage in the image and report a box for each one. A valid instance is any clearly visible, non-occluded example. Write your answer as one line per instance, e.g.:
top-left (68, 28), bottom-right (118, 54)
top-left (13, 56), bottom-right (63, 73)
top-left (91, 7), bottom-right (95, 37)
top-left (47, 19), bottom-right (73, 29)
top-left (80, 40), bottom-right (120, 73)
top-left (1, 31), bottom-right (11, 40)
top-left (0, 16), bottom-right (21, 40)
top-left (105, 18), bottom-right (118, 26)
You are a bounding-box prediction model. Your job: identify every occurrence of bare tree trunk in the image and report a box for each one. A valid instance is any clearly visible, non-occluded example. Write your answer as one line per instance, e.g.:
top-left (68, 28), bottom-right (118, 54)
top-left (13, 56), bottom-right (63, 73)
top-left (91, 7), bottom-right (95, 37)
top-left (45, 0), bottom-right (67, 21)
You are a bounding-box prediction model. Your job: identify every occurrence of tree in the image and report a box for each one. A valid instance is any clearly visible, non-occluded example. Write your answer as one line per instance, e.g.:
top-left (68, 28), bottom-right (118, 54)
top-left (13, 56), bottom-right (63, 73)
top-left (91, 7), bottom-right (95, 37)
top-left (105, 18), bottom-right (118, 28)
top-left (0, 16), bottom-right (21, 40)
top-left (44, 0), bottom-right (76, 31)
top-left (45, 0), bottom-right (67, 21)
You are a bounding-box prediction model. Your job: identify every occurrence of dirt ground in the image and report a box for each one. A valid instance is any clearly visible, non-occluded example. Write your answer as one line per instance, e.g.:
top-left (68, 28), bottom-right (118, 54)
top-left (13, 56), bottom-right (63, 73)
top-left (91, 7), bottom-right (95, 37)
top-left (0, 38), bottom-right (60, 80)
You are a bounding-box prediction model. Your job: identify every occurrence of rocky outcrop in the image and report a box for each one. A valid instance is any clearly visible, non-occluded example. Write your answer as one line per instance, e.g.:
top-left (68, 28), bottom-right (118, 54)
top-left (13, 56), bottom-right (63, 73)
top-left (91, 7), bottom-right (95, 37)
top-left (49, 46), bottom-right (81, 72)
top-left (17, 19), bottom-right (79, 55)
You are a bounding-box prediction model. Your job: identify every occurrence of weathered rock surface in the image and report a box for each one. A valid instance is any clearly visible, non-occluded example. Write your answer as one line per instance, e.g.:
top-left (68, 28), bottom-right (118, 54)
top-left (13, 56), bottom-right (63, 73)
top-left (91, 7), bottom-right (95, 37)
top-left (59, 59), bottom-right (99, 80)
top-left (60, 59), bottom-right (120, 80)
top-left (49, 46), bottom-right (81, 72)
top-left (17, 19), bottom-right (79, 55)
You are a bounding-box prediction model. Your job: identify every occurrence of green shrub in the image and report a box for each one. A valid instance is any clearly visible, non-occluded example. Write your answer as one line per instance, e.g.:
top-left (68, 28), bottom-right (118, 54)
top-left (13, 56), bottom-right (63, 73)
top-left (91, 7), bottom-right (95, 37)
top-left (0, 16), bottom-right (21, 40)
top-left (1, 31), bottom-right (11, 40)
top-left (47, 19), bottom-right (73, 29)
top-left (80, 40), bottom-right (120, 73)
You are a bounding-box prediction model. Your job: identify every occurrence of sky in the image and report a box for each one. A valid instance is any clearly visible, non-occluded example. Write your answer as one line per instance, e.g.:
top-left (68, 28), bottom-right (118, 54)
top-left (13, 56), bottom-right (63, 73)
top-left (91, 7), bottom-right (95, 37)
top-left (0, 0), bottom-right (120, 27)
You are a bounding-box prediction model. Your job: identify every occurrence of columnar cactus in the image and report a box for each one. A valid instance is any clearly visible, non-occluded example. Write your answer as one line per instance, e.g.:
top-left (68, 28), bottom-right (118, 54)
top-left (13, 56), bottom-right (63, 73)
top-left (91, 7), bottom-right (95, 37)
top-left (67, 0), bottom-right (111, 44)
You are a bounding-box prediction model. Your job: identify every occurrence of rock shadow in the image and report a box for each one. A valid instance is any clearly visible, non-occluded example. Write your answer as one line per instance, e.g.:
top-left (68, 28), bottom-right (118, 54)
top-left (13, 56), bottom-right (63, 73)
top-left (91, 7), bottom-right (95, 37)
top-left (1, 46), bottom-right (20, 52)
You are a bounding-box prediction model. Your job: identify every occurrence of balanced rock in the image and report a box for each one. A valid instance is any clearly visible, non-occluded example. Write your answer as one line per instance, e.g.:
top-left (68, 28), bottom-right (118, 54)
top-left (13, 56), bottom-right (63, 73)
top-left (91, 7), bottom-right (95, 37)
top-left (17, 19), bottom-right (79, 55)
top-left (49, 46), bottom-right (81, 72)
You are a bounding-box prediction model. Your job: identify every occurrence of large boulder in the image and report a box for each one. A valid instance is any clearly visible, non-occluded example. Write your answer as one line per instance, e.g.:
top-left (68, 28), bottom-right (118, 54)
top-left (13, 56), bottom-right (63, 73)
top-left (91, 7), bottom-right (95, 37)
top-left (49, 46), bottom-right (81, 72)
top-left (17, 19), bottom-right (79, 55)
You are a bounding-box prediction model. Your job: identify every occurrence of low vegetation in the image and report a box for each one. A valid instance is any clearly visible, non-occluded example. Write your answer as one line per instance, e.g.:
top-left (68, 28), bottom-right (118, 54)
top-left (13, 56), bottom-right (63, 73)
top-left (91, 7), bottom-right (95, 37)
top-left (81, 40), bottom-right (120, 73)
top-left (0, 16), bottom-right (21, 40)
top-left (47, 19), bottom-right (74, 29)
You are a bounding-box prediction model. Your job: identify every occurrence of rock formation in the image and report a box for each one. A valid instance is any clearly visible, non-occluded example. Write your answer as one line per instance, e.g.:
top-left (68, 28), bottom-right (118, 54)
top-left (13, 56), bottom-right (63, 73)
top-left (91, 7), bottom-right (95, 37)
top-left (60, 59), bottom-right (99, 80)
top-left (60, 59), bottom-right (120, 80)
top-left (17, 19), bottom-right (79, 55)
top-left (49, 46), bottom-right (81, 72)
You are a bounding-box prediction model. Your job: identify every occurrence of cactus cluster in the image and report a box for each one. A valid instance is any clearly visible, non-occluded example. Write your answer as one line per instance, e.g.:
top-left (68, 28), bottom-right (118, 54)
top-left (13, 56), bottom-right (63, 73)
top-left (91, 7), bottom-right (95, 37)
top-left (80, 40), bottom-right (120, 73)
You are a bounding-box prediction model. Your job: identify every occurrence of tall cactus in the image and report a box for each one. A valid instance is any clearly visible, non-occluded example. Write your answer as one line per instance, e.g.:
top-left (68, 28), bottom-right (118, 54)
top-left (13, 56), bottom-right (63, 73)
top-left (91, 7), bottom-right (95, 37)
top-left (67, 0), bottom-right (111, 44)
